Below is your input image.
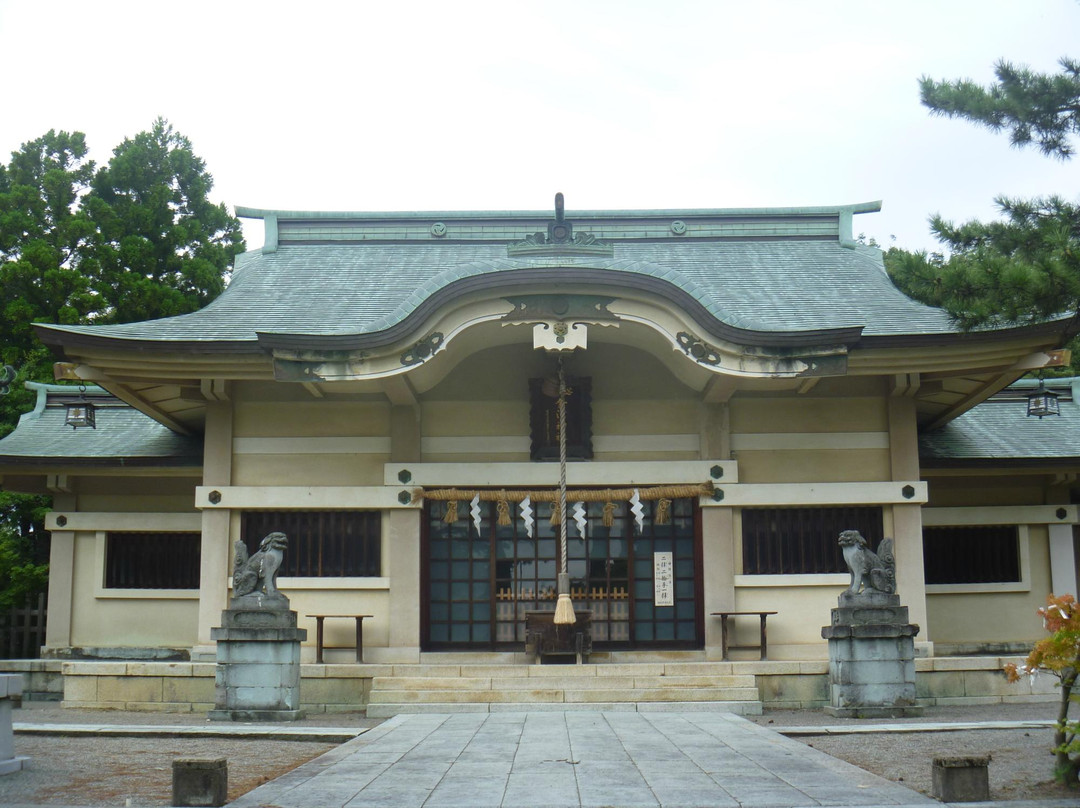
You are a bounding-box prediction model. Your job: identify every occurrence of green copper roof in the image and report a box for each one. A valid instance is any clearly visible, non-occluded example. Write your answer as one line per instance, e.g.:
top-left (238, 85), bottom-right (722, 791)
top-left (919, 378), bottom-right (1080, 465)
top-left (0, 383), bottom-right (201, 467)
top-left (32, 203), bottom-right (1071, 353)
top-left (31, 203), bottom-right (971, 350)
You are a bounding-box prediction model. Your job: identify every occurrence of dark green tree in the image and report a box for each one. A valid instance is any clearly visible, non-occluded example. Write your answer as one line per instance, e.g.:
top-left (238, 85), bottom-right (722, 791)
top-left (0, 493), bottom-right (50, 611)
top-left (0, 120), bottom-right (244, 615)
top-left (920, 57), bottom-right (1080, 159)
top-left (0, 131), bottom-right (97, 434)
top-left (888, 58), bottom-right (1080, 343)
top-left (83, 118), bottom-right (244, 323)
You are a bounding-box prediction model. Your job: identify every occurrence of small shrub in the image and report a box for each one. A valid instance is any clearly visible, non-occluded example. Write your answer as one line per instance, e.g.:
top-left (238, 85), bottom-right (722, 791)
top-left (1005, 594), bottom-right (1080, 785)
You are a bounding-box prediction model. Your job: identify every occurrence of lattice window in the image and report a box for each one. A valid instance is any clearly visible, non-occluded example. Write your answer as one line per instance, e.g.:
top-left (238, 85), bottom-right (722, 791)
top-left (105, 532), bottom-right (200, 589)
top-left (240, 511), bottom-right (381, 577)
top-left (424, 497), bottom-right (700, 650)
top-left (923, 525), bottom-right (1020, 584)
top-left (741, 506), bottom-right (885, 575)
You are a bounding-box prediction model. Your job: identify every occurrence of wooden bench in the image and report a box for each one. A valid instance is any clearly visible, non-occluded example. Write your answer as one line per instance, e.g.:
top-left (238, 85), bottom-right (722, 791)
top-left (710, 611), bottom-right (777, 660)
top-left (306, 614), bottom-right (372, 664)
top-left (525, 610), bottom-right (592, 664)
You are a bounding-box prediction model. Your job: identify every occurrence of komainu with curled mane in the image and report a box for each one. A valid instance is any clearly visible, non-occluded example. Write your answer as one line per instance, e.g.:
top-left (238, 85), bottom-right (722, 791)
top-left (233, 531), bottom-right (288, 600)
top-left (838, 529), bottom-right (895, 595)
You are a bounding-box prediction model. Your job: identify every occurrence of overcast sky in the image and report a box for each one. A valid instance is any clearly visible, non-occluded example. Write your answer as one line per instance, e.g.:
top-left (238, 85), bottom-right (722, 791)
top-left (1, 0), bottom-right (1078, 253)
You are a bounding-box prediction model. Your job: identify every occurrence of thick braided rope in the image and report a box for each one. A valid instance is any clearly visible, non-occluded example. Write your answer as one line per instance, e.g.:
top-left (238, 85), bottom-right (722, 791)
top-left (418, 483), bottom-right (714, 505)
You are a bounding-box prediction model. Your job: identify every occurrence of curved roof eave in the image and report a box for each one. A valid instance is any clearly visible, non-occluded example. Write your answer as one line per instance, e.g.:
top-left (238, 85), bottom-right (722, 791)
top-left (856, 315), bottom-right (1076, 349)
top-left (33, 323), bottom-right (268, 357)
top-left (254, 266), bottom-right (866, 352)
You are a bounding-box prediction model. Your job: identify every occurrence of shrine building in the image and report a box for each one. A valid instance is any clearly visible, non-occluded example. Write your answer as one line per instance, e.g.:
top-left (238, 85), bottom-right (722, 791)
top-left (0, 198), bottom-right (1075, 710)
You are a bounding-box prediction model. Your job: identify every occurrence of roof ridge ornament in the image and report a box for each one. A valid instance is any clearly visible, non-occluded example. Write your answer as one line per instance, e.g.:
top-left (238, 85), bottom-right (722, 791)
top-left (507, 193), bottom-right (614, 258)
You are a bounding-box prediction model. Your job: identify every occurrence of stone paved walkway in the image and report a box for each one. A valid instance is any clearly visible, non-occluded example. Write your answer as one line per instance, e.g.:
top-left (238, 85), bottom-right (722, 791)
top-left (226, 711), bottom-right (938, 808)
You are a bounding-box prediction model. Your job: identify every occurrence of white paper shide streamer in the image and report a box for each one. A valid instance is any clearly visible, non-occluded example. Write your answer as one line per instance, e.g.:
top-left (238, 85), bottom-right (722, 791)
top-left (470, 494), bottom-right (482, 536)
top-left (572, 501), bottom-right (587, 537)
top-left (629, 488), bottom-right (645, 533)
top-left (519, 496), bottom-right (534, 538)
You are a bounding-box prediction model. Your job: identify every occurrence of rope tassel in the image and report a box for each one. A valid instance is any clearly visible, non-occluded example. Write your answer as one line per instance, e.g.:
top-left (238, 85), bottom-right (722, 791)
top-left (496, 497), bottom-right (512, 526)
top-left (444, 500), bottom-right (458, 523)
top-left (602, 501), bottom-right (616, 527)
top-left (655, 498), bottom-right (672, 525)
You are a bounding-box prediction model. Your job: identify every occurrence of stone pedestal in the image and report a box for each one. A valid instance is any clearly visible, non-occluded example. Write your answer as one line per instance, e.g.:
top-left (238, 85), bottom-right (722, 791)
top-left (209, 595), bottom-right (307, 721)
top-left (173, 758), bottom-right (228, 807)
top-left (821, 591), bottom-right (922, 718)
top-left (0, 674), bottom-right (28, 775)
top-left (932, 755), bottom-right (990, 802)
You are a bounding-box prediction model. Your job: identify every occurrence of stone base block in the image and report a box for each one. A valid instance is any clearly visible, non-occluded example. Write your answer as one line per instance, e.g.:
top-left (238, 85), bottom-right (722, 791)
top-left (207, 708), bottom-right (305, 722)
top-left (212, 607), bottom-right (305, 721)
top-left (825, 704), bottom-right (924, 718)
top-left (932, 755), bottom-right (990, 802)
top-left (0, 674), bottom-right (26, 776)
top-left (0, 755), bottom-right (29, 775)
top-left (173, 757), bottom-right (228, 807)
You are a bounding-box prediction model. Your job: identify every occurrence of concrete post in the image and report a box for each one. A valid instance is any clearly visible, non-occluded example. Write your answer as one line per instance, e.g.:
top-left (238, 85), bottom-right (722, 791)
top-left (386, 509), bottom-right (421, 662)
top-left (932, 755), bottom-right (990, 802)
top-left (1049, 523), bottom-right (1078, 597)
top-left (172, 757), bottom-right (227, 806)
top-left (702, 506), bottom-right (735, 659)
top-left (196, 401), bottom-right (233, 658)
top-left (0, 674), bottom-right (27, 775)
top-left (43, 530), bottom-right (75, 652)
top-left (889, 396), bottom-right (931, 655)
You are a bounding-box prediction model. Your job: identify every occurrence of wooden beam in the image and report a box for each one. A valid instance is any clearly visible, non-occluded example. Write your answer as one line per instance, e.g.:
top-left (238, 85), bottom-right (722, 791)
top-left (923, 372), bottom-right (1018, 431)
top-left (703, 375), bottom-right (739, 404)
top-left (105, 383), bottom-right (194, 435)
top-left (381, 375), bottom-right (419, 407)
top-left (199, 379), bottom-right (229, 401)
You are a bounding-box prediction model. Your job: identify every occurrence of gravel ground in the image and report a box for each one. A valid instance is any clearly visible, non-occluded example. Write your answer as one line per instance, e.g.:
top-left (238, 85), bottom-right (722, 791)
top-left (749, 701), bottom-right (1073, 803)
top-left (1, 705), bottom-right (379, 807)
top-left (0, 700), bottom-right (1073, 805)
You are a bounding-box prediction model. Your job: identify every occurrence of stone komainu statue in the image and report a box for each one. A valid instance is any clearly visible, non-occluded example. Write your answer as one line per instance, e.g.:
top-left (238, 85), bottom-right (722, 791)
top-left (838, 529), bottom-right (895, 595)
top-left (233, 531), bottom-right (288, 599)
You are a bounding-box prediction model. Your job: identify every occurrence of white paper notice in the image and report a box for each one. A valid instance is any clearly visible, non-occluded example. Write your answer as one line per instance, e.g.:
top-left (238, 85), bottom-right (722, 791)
top-left (654, 551), bottom-right (674, 607)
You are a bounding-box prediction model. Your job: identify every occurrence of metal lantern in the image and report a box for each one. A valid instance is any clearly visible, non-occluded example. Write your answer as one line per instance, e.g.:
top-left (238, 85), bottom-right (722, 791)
top-left (65, 385), bottom-right (96, 429)
top-left (1026, 378), bottom-right (1061, 419)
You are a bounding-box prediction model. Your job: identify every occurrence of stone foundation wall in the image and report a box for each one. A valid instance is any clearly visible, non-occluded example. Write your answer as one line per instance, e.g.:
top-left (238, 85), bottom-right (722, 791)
top-left (0, 660), bottom-right (63, 701)
top-left (0, 657), bottom-right (1058, 712)
top-left (56, 662), bottom-right (383, 713)
top-left (756, 656), bottom-right (1058, 709)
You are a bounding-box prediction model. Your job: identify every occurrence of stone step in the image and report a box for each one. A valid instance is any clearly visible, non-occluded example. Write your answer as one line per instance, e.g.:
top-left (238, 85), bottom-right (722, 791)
top-left (419, 652), bottom-right (520, 664)
top-left (418, 651), bottom-right (709, 665)
top-left (371, 675), bottom-right (756, 691)
top-left (366, 700), bottom-right (763, 718)
top-left (604, 650), bottom-right (707, 663)
top-left (368, 686), bottom-right (760, 704)
top-left (382, 663), bottom-right (750, 679)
